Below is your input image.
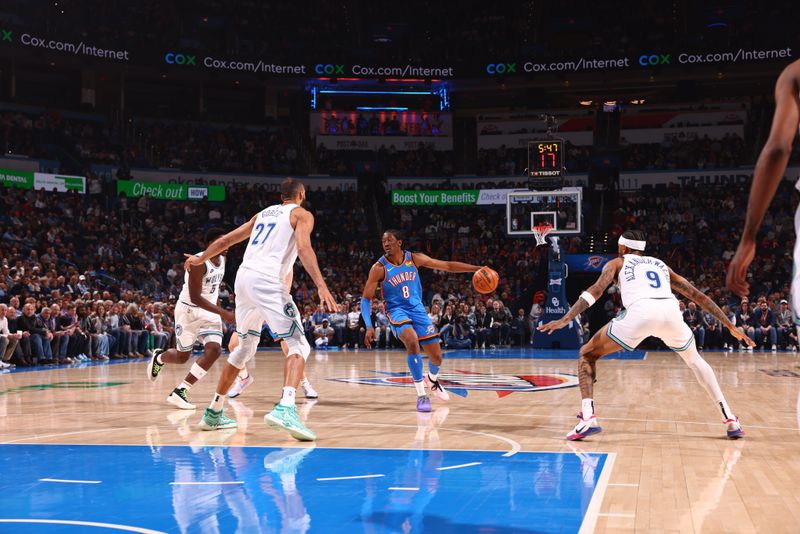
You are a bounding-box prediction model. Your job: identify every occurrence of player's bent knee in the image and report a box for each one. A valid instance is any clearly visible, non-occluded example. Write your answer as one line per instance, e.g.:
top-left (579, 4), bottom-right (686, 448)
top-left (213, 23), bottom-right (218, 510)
top-left (283, 334), bottom-right (311, 361)
top-left (227, 334), bottom-right (258, 369)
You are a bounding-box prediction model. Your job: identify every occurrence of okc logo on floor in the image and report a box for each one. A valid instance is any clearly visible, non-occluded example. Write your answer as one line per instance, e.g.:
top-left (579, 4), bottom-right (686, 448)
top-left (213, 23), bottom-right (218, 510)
top-left (329, 369), bottom-right (577, 397)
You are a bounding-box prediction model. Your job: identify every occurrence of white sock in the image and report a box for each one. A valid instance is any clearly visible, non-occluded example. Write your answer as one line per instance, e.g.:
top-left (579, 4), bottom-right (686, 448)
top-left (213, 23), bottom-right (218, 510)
top-left (280, 386), bottom-right (296, 407)
top-left (179, 381), bottom-right (192, 391)
top-left (677, 342), bottom-right (735, 420)
top-left (238, 368), bottom-right (249, 379)
top-left (428, 372), bottom-right (439, 382)
top-left (581, 398), bottom-right (594, 419)
top-left (414, 380), bottom-right (426, 396)
top-left (209, 392), bottom-right (225, 412)
top-left (300, 377), bottom-right (310, 388)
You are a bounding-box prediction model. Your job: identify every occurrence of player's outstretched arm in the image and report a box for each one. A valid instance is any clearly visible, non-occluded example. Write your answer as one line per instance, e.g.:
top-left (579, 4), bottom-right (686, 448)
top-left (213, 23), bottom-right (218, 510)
top-left (538, 258), bottom-right (622, 334)
top-left (670, 269), bottom-right (755, 347)
top-left (411, 252), bottom-right (482, 273)
top-left (360, 263), bottom-right (384, 348)
top-left (294, 208), bottom-right (337, 312)
top-left (187, 263), bottom-right (234, 323)
top-left (184, 215), bottom-right (257, 271)
top-left (728, 61), bottom-right (800, 296)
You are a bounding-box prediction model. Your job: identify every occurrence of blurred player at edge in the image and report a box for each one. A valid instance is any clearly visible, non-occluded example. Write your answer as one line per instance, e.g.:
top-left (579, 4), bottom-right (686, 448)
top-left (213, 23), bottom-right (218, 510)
top-left (185, 177), bottom-right (336, 441)
top-left (361, 229), bottom-right (485, 412)
top-left (728, 60), bottom-right (800, 306)
top-left (539, 229), bottom-right (753, 440)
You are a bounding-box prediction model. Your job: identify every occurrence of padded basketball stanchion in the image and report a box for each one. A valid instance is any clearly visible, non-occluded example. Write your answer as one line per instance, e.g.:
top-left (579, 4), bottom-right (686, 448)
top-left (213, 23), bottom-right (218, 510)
top-left (533, 236), bottom-right (581, 350)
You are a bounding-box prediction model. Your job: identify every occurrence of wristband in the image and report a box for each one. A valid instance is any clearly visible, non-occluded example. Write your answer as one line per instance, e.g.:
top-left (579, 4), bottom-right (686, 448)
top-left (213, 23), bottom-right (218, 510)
top-left (360, 297), bottom-right (373, 329)
top-left (579, 291), bottom-right (597, 307)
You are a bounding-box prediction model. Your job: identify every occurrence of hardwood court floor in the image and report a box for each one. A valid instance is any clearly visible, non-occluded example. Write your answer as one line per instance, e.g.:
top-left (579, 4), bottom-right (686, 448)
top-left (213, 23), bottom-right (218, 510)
top-left (1, 348), bottom-right (799, 533)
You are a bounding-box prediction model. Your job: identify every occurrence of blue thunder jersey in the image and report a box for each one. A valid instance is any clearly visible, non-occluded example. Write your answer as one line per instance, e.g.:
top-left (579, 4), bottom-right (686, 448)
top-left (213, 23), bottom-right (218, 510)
top-left (379, 251), bottom-right (424, 311)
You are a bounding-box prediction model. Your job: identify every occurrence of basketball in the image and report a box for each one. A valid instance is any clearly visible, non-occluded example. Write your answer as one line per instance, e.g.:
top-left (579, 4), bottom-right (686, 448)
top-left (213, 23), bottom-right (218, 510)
top-left (473, 267), bottom-right (499, 294)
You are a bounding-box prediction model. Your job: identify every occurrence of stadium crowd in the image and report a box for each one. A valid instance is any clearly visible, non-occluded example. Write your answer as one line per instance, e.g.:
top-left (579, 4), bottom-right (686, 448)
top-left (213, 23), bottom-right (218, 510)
top-left (1, 167), bottom-right (798, 371)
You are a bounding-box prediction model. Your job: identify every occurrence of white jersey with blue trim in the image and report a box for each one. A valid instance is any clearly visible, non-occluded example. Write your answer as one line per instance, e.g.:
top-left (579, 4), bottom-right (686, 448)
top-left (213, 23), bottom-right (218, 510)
top-left (617, 254), bottom-right (675, 309)
top-left (240, 203), bottom-right (299, 282)
top-left (178, 253), bottom-right (225, 305)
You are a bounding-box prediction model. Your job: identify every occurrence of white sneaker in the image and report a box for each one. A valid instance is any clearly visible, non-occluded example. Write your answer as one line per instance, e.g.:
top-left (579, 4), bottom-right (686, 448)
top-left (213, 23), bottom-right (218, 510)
top-left (746, 346), bottom-right (753, 352)
top-left (302, 380), bottom-right (318, 399)
top-left (772, 344), bottom-right (777, 352)
top-left (792, 345), bottom-right (797, 352)
top-left (167, 388), bottom-right (196, 410)
top-left (424, 375), bottom-right (450, 402)
top-left (227, 375), bottom-right (254, 398)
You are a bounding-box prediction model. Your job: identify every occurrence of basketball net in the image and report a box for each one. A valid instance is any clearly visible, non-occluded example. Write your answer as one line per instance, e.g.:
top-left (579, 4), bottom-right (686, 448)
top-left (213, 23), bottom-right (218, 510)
top-left (532, 224), bottom-right (553, 247)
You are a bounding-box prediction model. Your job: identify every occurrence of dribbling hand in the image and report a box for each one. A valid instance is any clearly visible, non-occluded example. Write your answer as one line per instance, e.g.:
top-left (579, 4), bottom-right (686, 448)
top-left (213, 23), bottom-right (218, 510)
top-left (183, 253), bottom-right (205, 272)
top-left (537, 318), bottom-right (570, 335)
top-left (729, 326), bottom-right (756, 348)
top-left (365, 327), bottom-right (376, 348)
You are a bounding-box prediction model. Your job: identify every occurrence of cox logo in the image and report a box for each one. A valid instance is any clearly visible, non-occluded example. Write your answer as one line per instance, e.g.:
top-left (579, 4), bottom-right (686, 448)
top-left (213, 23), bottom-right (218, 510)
top-left (638, 53), bottom-right (670, 66)
top-left (164, 52), bottom-right (197, 66)
top-left (486, 63), bottom-right (516, 74)
top-left (315, 63), bottom-right (345, 75)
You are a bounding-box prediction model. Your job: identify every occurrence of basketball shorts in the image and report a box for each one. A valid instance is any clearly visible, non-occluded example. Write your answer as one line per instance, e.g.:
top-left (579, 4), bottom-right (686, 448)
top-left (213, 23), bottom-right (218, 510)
top-left (174, 301), bottom-right (224, 351)
top-left (386, 306), bottom-right (440, 345)
top-left (606, 298), bottom-right (694, 352)
top-left (229, 267), bottom-right (309, 368)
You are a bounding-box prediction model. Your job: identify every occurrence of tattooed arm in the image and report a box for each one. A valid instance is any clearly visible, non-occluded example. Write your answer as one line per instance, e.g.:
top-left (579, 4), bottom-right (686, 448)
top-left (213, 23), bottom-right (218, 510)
top-left (669, 268), bottom-right (755, 347)
top-left (538, 258), bottom-right (623, 334)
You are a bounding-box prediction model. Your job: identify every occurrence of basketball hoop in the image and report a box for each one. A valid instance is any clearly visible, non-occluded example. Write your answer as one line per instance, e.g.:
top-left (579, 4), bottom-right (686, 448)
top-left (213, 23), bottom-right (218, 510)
top-left (532, 224), bottom-right (553, 246)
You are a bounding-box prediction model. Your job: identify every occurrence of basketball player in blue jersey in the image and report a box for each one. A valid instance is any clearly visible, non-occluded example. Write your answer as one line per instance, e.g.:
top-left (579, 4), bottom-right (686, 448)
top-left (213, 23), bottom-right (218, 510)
top-left (361, 229), bottom-right (485, 412)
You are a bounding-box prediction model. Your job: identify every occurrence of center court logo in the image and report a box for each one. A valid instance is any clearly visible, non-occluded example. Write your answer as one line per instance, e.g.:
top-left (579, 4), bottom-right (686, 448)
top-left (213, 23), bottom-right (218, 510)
top-left (329, 369), bottom-right (577, 397)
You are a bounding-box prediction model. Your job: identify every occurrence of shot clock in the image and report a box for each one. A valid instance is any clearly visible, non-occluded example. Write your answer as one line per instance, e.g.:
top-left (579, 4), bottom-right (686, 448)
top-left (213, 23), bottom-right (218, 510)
top-left (528, 140), bottom-right (564, 178)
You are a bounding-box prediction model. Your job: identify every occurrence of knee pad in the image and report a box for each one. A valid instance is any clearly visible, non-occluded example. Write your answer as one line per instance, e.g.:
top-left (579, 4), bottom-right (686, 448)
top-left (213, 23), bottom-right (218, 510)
top-left (227, 333), bottom-right (259, 370)
top-left (283, 333), bottom-right (311, 361)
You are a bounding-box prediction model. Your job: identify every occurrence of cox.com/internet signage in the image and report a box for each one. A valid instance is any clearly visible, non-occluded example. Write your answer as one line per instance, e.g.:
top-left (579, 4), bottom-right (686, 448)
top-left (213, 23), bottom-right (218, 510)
top-left (163, 51), bottom-right (306, 75)
top-left (485, 47), bottom-right (792, 75)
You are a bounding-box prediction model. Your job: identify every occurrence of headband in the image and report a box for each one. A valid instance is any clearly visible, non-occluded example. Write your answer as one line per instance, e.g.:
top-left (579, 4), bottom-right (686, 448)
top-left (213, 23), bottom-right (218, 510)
top-left (619, 236), bottom-right (646, 251)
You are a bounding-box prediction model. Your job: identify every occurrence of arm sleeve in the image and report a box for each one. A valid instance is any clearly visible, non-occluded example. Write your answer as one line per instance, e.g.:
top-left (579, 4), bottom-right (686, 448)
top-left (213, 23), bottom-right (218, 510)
top-left (360, 297), bottom-right (373, 329)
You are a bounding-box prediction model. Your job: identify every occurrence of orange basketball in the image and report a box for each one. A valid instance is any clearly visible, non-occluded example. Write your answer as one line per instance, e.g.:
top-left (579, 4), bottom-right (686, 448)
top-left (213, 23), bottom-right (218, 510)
top-left (472, 267), bottom-right (499, 294)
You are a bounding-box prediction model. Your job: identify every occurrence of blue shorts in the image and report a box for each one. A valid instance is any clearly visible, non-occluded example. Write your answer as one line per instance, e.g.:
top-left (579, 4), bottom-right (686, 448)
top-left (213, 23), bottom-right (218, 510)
top-left (386, 306), bottom-right (440, 345)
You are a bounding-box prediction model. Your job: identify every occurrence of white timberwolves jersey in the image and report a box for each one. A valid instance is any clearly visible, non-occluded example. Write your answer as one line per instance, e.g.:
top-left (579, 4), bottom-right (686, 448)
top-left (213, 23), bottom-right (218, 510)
top-left (617, 254), bottom-right (675, 308)
top-left (178, 254), bottom-right (225, 304)
top-left (241, 203), bottom-right (299, 281)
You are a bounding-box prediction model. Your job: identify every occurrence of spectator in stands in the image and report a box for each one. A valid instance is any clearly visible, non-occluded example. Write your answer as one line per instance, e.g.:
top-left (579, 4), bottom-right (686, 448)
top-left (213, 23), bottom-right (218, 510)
top-left (0, 303), bottom-right (18, 369)
top-left (314, 319), bottom-right (335, 349)
top-left (474, 302), bottom-right (491, 348)
top-left (735, 300), bottom-right (756, 351)
top-left (489, 300), bottom-right (511, 346)
top-left (776, 299), bottom-right (796, 350)
top-left (122, 303), bottom-right (147, 357)
top-left (753, 299), bottom-right (777, 351)
top-left (701, 307), bottom-right (722, 350)
top-left (344, 302), bottom-right (361, 349)
top-left (329, 304), bottom-right (347, 347)
top-left (445, 314), bottom-right (472, 349)
top-left (683, 301), bottom-right (706, 350)
top-left (373, 301), bottom-right (391, 349)
top-left (439, 302), bottom-right (456, 345)
top-left (510, 308), bottom-right (530, 346)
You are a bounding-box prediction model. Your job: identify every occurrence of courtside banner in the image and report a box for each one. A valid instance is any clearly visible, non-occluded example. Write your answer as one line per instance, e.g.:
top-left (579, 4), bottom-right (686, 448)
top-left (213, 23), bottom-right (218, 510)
top-left (391, 190), bottom-right (478, 206)
top-left (117, 180), bottom-right (226, 201)
top-left (0, 168), bottom-right (85, 193)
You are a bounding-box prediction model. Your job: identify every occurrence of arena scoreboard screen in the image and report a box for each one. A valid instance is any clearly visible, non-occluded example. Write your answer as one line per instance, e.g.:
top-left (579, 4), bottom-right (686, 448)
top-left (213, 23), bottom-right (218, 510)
top-left (528, 140), bottom-right (564, 178)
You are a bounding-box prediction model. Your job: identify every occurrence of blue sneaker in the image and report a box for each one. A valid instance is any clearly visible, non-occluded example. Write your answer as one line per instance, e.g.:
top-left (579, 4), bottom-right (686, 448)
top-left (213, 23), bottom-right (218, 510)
top-left (725, 418), bottom-right (744, 439)
top-left (264, 404), bottom-right (316, 441)
top-left (566, 414), bottom-right (602, 441)
top-left (416, 395), bottom-right (431, 413)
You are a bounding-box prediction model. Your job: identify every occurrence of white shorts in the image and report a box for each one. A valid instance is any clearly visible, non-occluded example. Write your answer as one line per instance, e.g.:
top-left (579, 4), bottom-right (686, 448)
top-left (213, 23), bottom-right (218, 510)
top-left (606, 298), bottom-right (693, 352)
top-left (230, 267), bottom-right (309, 366)
top-left (174, 301), bottom-right (224, 351)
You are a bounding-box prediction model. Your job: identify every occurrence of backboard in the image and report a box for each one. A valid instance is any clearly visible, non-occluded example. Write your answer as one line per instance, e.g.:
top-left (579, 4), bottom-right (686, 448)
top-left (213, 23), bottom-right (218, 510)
top-left (506, 187), bottom-right (583, 237)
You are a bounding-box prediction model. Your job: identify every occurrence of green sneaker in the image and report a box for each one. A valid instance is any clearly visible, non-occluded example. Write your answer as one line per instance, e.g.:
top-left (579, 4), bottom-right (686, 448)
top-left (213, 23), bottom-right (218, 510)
top-left (264, 404), bottom-right (316, 441)
top-left (198, 408), bottom-right (238, 431)
top-left (147, 349), bottom-right (164, 383)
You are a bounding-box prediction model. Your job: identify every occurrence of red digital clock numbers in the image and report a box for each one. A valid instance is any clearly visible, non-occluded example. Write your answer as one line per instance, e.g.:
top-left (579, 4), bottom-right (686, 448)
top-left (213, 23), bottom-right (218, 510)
top-left (528, 140), bottom-right (563, 178)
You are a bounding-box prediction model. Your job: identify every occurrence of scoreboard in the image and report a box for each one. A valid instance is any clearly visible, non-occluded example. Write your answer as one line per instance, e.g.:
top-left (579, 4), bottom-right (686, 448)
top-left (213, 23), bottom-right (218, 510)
top-left (528, 140), bottom-right (564, 178)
